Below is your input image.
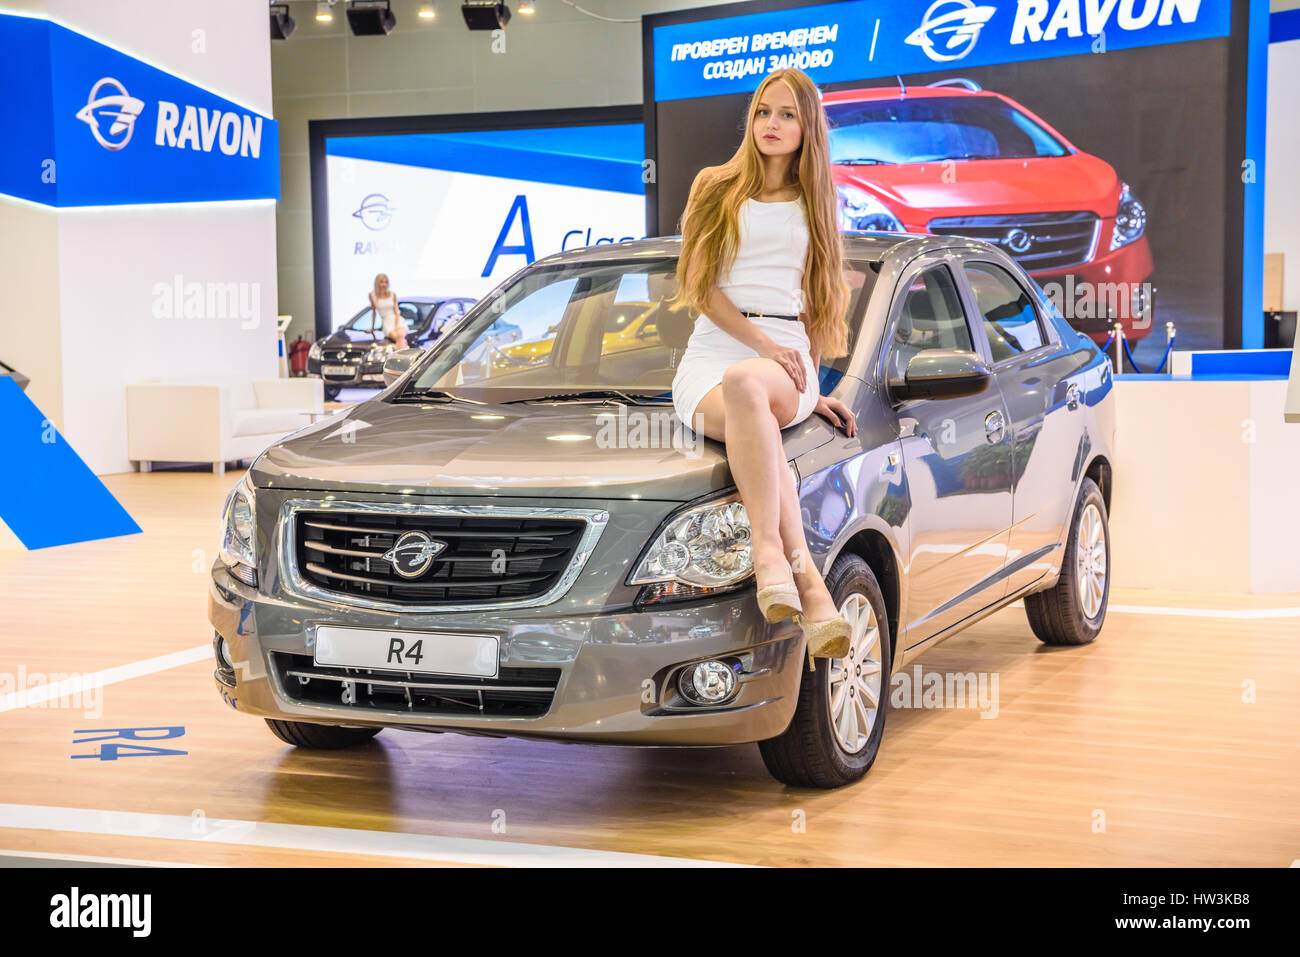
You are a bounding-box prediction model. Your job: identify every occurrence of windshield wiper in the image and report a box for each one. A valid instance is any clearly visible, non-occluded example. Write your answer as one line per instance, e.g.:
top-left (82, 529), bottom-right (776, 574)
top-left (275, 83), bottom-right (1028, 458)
top-left (391, 388), bottom-right (482, 405)
top-left (834, 157), bottom-right (894, 165)
top-left (500, 389), bottom-right (671, 406)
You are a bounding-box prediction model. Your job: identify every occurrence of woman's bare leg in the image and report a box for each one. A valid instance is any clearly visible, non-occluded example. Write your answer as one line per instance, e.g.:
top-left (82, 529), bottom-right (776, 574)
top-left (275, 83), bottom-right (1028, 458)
top-left (689, 358), bottom-right (836, 620)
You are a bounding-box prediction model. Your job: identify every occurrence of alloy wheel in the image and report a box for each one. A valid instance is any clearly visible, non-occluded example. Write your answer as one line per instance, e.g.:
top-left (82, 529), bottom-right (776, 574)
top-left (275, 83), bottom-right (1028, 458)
top-left (1075, 502), bottom-right (1107, 620)
top-left (826, 592), bottom-right (883, 754)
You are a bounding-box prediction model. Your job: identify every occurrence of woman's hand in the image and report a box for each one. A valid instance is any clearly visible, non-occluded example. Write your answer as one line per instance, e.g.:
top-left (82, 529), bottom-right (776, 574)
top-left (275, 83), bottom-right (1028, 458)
top-left (815, 395), bottom-right (857, 436)
top-left (757, 338), bottom-right (807, 393)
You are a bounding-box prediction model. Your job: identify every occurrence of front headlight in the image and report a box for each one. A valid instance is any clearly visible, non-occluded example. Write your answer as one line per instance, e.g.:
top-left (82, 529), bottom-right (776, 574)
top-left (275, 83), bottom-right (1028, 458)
top-left (837, 183), bottom-right (903, 233)
top-left (366, 342), bottom-right (394, 362)
top-left (308, 341), bottom-right (322, 361)
top-left (1110, 182), bottom-right (1146, 251)
top-left (219, 474), bottom-right (257, 586)
top-left (629, 494), bottom-right (755, 588)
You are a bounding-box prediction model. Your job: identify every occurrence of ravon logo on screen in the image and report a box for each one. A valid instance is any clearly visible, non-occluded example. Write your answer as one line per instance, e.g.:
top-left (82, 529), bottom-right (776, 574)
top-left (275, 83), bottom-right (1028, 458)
top-left (75, 77), bottom-right (144, 151)
top-left (906, 0), bottom-right (998, 62)
top-left (353, 193), bottom-right (395, 230)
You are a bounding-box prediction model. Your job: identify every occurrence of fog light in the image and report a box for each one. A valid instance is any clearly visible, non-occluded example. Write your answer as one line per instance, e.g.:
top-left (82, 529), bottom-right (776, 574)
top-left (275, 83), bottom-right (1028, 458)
top-left (216, 635), bottom-right (234, 670)
top-left (681, 660), bottom-right (737, 704)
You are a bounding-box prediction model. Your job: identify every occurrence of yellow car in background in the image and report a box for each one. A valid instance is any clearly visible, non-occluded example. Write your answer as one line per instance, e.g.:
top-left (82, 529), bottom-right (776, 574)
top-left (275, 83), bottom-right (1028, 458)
top-left (491, 301), bottom-right (660, 371)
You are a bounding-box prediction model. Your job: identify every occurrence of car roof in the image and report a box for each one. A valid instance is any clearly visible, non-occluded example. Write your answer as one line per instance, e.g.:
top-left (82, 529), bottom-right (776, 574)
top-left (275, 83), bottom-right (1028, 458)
top-left (529, 231), bottom-right (955, 268)
top-left (394, 295), bottom-right (470, 304)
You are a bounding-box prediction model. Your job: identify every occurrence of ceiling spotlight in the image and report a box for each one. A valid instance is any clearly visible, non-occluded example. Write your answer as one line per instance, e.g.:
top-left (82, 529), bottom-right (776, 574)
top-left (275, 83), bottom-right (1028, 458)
top-left (315, 1), bottom-right (335, 23)
top-left (518, 0), bottom-right (534, 13)
top-left (347, 0), bottom-right (396, 35)
top-left (462, 1), bottom-right (510, 30)
top-left (269, 2), bottom-right (296, 38)
top-left (418, 3), bottom-right (436, 19)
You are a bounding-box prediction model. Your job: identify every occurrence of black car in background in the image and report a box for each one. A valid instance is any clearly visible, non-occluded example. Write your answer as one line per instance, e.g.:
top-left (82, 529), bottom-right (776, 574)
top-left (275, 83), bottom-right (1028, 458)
top-left (307, 295), bottom-right (476, 400)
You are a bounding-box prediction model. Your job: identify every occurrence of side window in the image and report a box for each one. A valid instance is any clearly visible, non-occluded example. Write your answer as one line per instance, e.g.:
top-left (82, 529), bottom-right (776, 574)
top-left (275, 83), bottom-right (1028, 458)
top-left (888, 265), bottom-right (973, 383)
top-left (965, 262), bottom-right (1045, 361)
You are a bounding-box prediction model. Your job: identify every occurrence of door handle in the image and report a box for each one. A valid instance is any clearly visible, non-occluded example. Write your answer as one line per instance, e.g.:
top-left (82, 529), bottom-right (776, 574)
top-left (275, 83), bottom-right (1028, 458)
top-left (985, 410), bottom-right (1005, 444)
top-left (1066, 383), bottom-right (1081, 410)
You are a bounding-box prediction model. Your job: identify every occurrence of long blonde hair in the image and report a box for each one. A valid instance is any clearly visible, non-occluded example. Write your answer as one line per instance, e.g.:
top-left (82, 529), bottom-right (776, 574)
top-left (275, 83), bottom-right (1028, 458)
top-left (371, 273), bottom-right (392, 302)
top-left (670, 68), bottom-right (850, 360)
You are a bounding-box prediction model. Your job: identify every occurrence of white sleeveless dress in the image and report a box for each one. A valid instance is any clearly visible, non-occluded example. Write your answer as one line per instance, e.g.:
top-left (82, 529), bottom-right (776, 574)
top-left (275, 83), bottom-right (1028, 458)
top-left (373, 293), bottom-right (399, 335)
top-left (672, 195), bottom-right (818, 432)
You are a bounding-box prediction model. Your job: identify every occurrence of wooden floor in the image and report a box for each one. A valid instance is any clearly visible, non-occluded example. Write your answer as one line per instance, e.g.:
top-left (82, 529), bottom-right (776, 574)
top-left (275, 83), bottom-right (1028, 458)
top-left (1, 469), bottom-right (1297, 867)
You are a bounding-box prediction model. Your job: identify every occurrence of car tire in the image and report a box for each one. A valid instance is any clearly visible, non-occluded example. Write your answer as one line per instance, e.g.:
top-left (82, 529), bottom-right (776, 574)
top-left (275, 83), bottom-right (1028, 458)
top-left (758, 553), bottom-right (892, 789)
top-left (323, 384), bottom-right (342, 401)
top-left (1023, 477), bottom-right (1110, 646)
top-left (264, 719), bottom-right (381, 749)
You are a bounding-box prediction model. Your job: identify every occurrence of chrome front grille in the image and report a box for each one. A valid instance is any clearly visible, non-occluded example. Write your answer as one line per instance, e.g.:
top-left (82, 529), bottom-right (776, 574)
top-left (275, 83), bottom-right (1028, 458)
top-left (927, 211), bottom-right (1100, 272)
top-left (273, 652), bottom-right (559, 717)
top-left (279, 501), bottom-right (609, 612)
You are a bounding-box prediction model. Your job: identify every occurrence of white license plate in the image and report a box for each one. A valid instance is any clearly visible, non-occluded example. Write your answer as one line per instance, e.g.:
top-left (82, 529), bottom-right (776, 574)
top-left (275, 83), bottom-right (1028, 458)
top-left (323, 365), bottom-right (354, 375)
top-left (313, 625), bottom-right (498, 678)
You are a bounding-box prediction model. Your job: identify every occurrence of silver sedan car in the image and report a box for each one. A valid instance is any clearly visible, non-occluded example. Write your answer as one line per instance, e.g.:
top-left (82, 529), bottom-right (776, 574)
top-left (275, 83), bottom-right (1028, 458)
top-left (210, 232), bottom-right (1115, 788)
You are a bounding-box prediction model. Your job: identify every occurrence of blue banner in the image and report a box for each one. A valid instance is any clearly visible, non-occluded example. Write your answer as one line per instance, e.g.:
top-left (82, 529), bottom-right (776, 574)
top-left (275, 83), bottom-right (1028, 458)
top-left (326, 124), bottom-right (647, 194)
top-left (652, 0), bottom-right (1233, 101)
top-left (0, 12), bottom-right (279, 206)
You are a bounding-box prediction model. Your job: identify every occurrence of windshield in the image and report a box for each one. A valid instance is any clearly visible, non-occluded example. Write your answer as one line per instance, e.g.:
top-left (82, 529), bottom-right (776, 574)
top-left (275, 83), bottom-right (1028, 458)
top-left (344, 301), bottom-right (432, 335)
top-left (401, 256), bottom-right (879, 401)
top-left (826, 95), bottom-right (1068, 164)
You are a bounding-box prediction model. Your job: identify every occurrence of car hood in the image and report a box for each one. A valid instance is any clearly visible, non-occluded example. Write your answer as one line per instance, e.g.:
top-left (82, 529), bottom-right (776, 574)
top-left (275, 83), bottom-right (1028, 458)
top-left (839, 152), bottom-right (1120, 224)
top-left (319, 330), bottom-right (377, 350)
top-left (251, 397), bottom-right (835, 502)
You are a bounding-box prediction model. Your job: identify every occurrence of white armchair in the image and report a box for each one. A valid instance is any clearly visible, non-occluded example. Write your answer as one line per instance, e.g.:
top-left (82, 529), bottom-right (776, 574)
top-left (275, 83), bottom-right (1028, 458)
top-left (126, 376), bottom-right (324, 475)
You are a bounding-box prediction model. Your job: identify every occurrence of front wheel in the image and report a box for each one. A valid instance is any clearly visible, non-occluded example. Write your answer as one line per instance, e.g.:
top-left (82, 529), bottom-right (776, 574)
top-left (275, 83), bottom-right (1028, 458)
top-left (758, 553), bottom-right (892, 789)
top-left (323, 384), bottom-right (342, 401)
top-left (264, 719), bottom-right (381, 749)
top-left (1023, 476), bottom-right (1110, 645)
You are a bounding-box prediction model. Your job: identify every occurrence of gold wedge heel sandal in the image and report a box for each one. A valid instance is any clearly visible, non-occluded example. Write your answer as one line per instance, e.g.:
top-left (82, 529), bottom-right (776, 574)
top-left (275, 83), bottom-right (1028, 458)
top-left (755, 581), bottom-right (802, 623)
top-left (796, 613), bottom-right (852, 669)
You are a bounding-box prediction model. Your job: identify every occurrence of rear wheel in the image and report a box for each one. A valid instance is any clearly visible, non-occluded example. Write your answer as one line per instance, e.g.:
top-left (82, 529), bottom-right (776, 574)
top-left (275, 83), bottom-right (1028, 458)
top-left (758, 554), bottom-right (892, 789)
top-left (1023, 477), bottom-right (1110, 645)
top-left (264, 719), bottom-right (381, 749)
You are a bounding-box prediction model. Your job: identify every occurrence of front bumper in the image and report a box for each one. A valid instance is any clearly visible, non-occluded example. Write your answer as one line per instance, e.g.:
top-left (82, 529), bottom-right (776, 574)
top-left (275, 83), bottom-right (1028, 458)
top-left (208, 560), bottom-right (805, 746)
top-left (306, 355), bottom-right (388, 388)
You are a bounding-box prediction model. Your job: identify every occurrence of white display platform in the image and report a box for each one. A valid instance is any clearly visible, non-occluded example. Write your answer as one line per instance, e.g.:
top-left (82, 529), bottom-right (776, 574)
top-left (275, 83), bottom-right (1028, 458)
top-left (1110, 375), bottom-right (1300, 593)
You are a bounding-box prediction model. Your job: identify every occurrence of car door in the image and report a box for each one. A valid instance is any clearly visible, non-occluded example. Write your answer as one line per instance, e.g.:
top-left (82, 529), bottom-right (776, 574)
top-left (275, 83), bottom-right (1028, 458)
top-left (959, 258), bottom-right (1087, 597)
top-left (884, 260), bottom-right (1014, 646)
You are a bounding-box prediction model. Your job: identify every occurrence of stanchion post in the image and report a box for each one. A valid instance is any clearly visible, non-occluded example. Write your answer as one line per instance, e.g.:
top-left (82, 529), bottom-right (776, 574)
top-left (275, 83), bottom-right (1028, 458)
top-left (1112, 322), bottom-right (1124, 375)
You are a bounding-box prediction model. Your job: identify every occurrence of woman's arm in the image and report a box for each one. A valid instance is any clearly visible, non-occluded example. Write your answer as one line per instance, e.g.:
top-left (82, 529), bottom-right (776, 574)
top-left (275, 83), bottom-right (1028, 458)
top-left (704, 286), bottom-right (778, 356)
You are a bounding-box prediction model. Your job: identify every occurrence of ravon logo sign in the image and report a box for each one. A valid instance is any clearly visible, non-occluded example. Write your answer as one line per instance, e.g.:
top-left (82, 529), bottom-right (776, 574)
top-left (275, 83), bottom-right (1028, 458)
top-left (905, 0), bottom-right (998, 62)
top-left (352, 193), bottom-right (395, 230)
top-left (75, 77), bottom-right (266, 159)
top-left (74, 77), bottom-right (144, 151)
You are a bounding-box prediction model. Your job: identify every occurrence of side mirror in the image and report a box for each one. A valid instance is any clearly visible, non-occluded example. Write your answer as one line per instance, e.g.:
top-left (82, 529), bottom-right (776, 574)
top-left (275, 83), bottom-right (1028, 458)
top-left (891, 349), bottom-right (991, 401)
top-left (382, 348), bottom-right (422, 387)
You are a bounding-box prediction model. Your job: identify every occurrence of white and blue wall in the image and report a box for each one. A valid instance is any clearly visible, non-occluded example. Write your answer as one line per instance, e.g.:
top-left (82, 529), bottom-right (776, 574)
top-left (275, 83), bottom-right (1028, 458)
top-left (0, 0), bottom-right (280, 481)
top-left (0, 0), bottom-right (280, 550)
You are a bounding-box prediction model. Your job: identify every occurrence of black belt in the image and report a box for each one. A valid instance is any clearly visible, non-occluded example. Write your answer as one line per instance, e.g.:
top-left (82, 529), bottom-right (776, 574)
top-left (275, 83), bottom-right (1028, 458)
top-left (741, 311), bottom-right (800, 321)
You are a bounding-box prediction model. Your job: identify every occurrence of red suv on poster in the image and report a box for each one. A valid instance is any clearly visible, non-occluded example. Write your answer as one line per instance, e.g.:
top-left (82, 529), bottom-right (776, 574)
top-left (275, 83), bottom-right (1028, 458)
top-left (824, 79), bottom-right (1153, 342)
